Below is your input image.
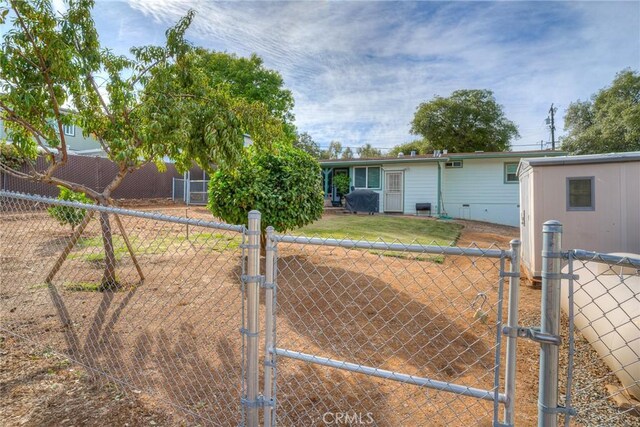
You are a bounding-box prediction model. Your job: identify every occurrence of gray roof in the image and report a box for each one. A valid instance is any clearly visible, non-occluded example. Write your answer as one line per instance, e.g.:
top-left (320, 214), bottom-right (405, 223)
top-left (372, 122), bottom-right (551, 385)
top-left (320, 150), bottom-right (565, 167)
top-left (521, 151), bottom-right (640, 167)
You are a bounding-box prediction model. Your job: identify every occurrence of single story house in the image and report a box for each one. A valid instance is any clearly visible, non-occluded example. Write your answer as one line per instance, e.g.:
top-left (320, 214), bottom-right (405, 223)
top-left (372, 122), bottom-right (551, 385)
top-left (518, 151), bottom-right (640, 279)
top-left (320, 150), bottom-right (564, 227)
top-left (1, 115), bottom-right (106, 157)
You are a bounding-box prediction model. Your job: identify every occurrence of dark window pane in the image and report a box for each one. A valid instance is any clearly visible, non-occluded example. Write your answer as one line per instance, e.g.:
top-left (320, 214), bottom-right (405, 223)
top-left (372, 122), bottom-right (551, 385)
top-left (368, 167), bottom-right (380, 188)
top-left (354, 168), bottom-right (367, 188)
top-left (569, 179), bottom-right (592, 208)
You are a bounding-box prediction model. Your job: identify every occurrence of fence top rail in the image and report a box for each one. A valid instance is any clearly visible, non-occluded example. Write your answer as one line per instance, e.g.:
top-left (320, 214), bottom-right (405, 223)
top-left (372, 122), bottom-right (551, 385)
top-left (0, 190), bottom-right (244, 233)
top-left (569, 249), bottom-right (640, 270)
top-left (272, 234), bottom-right (509, 258)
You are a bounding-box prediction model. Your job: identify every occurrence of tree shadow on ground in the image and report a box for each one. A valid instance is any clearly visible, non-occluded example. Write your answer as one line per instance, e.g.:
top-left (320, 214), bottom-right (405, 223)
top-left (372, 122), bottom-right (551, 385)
top-left (274, 255), bottom-right (493, 379)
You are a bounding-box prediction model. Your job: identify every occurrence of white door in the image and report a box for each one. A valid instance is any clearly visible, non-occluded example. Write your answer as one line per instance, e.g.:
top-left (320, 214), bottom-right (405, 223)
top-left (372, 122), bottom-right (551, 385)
top-left (384, 171), bottom-right (404, 212)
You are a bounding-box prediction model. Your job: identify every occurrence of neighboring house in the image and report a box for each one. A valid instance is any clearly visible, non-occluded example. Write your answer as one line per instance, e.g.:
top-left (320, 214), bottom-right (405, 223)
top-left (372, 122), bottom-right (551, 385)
top-left (0, 115), bottom-right (106, 157)
top-left (320, 150), bottom-right (564, 227)
top-left (518, 151), bottom-right (640, 279)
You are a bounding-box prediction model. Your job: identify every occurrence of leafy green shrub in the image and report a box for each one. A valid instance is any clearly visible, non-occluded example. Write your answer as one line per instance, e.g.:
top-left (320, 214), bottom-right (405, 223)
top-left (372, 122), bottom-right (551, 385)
top-left (48, 186), bottom-right (93, 230)
top-left (0, 143), bottom-right (29, 170)
top-left (208, 144), bottom-right (324, 234)
top-left (332, 173), bottom-right (351, 196)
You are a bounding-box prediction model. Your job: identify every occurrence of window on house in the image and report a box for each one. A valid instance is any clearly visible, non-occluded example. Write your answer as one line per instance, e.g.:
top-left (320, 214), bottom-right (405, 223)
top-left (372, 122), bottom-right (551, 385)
top-left (62, 124), bottom-right (75, 136)
top-left (567, 177), bottom-right (595, 211)
top-left (445, 160), bottom-right (463, 168)
top-left (353, 166), bottom-right (381, 189)
top-left (504, 163), bottom-right (518, 183)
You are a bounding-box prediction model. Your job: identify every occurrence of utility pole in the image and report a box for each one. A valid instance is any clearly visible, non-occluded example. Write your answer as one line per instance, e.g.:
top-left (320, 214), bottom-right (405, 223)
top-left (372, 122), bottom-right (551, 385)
top-left (547, 104), bottom-right (557, 150)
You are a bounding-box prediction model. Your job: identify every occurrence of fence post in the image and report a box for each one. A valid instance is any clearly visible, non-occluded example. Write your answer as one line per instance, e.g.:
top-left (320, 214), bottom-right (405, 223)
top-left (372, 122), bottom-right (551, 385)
top-left (186, 171), bottom-right (191, 206)
top-left (263, 226), bottom-right (276, 427)
top-left (504, 238), bottom-right (521, 425)
top-left (246, 211), bottom-right (261, 427)
top-left (538, 221), bottom-right (563, 427)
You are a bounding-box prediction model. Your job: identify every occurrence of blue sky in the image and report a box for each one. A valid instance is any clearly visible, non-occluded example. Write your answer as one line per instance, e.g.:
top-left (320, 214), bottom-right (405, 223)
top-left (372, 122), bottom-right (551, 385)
top-left (57, 1), bottom-right (640, 152)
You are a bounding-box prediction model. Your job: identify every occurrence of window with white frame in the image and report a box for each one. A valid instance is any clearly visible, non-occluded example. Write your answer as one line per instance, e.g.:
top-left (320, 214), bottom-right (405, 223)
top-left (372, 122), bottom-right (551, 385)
top-left (504, 162), bottom-right (518, 183)
top-left (62, 124), bottom-right (75, 136)
top-left (567, 177), bottom-right (595, 211)
top-left (353, 166), bottom-right (381, 189)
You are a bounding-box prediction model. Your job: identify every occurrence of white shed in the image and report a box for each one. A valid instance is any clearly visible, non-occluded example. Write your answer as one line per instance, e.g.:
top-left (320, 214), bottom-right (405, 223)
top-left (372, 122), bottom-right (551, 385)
top-left (518, 152), bottom-right (640, 280)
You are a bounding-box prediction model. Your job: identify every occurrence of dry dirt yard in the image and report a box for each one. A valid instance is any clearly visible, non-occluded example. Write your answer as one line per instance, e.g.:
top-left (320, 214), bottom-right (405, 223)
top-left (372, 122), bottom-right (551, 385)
top-left (1, 206), bottom-right (635, 426)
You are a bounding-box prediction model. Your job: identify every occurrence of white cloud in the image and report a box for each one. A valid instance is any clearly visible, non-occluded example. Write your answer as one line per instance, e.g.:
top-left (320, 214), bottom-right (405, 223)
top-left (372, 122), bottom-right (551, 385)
top-left (119, 0), bottom-right (639, 151)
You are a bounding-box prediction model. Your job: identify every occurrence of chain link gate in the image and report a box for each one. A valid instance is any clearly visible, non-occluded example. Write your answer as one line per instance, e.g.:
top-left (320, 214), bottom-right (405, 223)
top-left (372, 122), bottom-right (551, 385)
top-left (535, 221), bottom-right (640, 427)
top-left (251, 229), bottom-right (523, 426)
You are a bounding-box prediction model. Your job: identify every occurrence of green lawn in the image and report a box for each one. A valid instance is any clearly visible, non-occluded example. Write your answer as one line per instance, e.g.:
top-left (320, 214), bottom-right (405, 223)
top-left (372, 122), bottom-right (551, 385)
top-left (296, 215), bottom-right (462, 246)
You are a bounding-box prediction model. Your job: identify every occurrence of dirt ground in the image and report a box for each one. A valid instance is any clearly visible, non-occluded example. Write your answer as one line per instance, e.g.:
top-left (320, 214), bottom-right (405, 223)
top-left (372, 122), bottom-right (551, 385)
top-left (1, 204), bottom-right (635, 426)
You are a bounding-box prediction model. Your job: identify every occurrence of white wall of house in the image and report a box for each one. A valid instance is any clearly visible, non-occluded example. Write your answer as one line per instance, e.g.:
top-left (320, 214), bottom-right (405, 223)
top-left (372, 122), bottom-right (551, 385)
top-left (442, 158), bottom-right (520, 226)
top-left (390, 163), bottom-right (438, 215)
top-left (347, 162), bottom-right (439, 214)
top-left (519, 156), bottom-right (640, 278)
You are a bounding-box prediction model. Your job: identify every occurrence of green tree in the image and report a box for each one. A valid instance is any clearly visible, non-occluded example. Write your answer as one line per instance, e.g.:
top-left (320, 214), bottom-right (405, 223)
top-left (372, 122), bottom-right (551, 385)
top-left (48, 186), bottom-right (93, 231)
top-left (341, 147), bottom-right (354, 159)
top-left (411, 89), bottom-right (519, 152)
top-left (208, 144), bottom-right (324, 247)
top-left (327, 140), bottom-right (343, 159)
top-left (562, 69), bottom-right (640, 154)
top-left (294, 131), bottom-right (320, 158)
top-left (0, 1), bottom-right (281, 288)
top-left (184, 49), bottom-right (296, 141)
top-left (388, 139), bottom-right (432, 157)
top-left (356, 143), bottom-right (382, 158)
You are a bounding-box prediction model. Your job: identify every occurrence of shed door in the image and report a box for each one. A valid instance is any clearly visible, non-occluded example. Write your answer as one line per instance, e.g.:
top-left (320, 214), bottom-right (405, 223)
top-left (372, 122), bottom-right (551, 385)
top-left (384, 171), bottom-right (404, 212)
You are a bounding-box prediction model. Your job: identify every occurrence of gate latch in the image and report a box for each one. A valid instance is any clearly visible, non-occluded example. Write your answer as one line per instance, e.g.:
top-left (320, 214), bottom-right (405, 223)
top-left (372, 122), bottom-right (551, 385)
top-left (502, 326), bottom-right (561, 346)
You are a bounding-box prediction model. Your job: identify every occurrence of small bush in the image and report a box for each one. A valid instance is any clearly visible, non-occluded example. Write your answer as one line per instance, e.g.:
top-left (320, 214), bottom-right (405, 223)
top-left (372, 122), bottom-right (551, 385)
top-left (208, 144), bottom-right (324, 234)
top-left (48, 186), bottom-right (93, 230)
top-left (332, 174), bottom-right (351, 196)
top-left (0, 143), bottom-right (29, 170)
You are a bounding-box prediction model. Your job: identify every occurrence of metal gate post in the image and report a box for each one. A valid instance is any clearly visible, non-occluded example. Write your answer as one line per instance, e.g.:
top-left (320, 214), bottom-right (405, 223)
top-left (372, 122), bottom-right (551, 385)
top-left (263, 226), bottom-right (276, 427)
top-left (186, 171), bottom-right (191, 205)
top-left (503, 239), bottom-right (521, 425)
top-left (538, 221), bottom-right (562, 427)
top-left (245, 211), bottom-right (261, 427)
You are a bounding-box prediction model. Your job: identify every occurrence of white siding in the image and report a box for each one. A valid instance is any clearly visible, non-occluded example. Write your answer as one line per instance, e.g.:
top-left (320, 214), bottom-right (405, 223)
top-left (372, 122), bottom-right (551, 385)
top-left (397, 163), bottom-right (438, 214)
top-left (442, 158), bottom-right (520, 226)
top-left (348, 162), bottom-right (438, 214)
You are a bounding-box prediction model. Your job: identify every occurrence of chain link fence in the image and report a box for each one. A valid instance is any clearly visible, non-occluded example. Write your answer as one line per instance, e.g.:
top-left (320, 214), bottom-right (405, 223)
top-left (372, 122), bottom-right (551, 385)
top-left (0, 191), bottom-right (246, 426)
top-left (264, 232), bottom-right (517, 426)
top-left (172, 178), bottom-right (209, 205)
top-left (557, 250), bottom-right (640, 427)
top-left (3, 191), bottom-right (639, 427)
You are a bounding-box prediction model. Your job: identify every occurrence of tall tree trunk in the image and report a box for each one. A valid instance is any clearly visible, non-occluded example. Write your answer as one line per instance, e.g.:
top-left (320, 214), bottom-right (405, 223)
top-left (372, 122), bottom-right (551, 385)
top-left (99, 211), bottom-right (118, 290)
